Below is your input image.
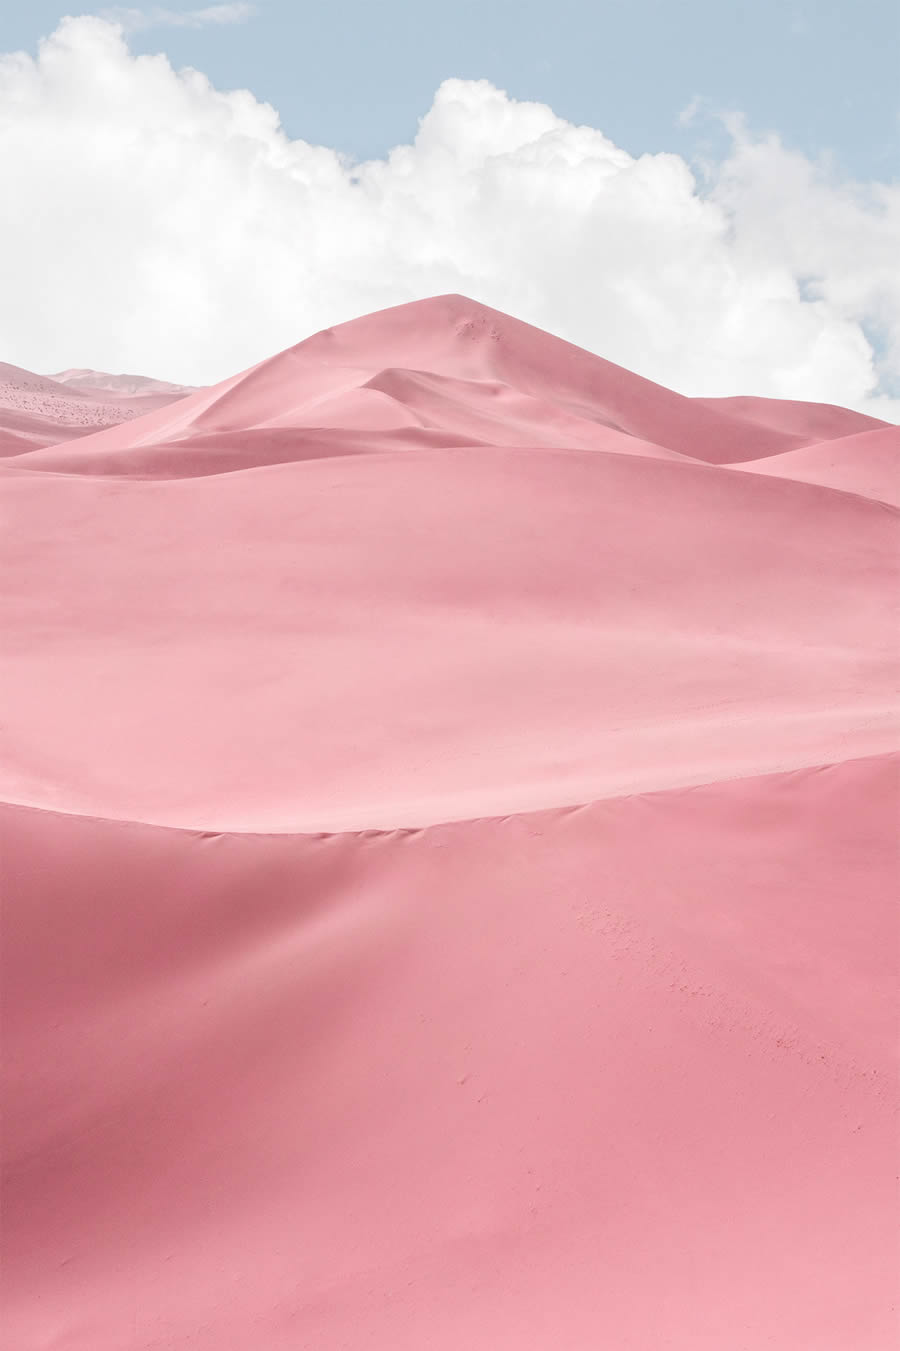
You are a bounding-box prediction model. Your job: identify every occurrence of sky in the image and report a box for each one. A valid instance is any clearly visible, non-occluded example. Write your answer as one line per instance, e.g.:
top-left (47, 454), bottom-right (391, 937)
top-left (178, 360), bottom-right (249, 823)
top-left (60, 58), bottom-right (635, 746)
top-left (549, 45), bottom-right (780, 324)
top-left (1, 2), bottom-right (898, 413)
top-left (6, 0), bottom-right (898, 177)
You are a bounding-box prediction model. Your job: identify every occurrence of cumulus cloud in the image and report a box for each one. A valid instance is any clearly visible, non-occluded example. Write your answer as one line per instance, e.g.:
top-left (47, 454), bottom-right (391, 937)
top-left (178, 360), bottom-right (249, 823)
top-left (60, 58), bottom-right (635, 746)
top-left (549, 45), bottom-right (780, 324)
top-left (100, 4), bottom-right (256, 30)
top-left (0, 15), bottom-right (897, 417)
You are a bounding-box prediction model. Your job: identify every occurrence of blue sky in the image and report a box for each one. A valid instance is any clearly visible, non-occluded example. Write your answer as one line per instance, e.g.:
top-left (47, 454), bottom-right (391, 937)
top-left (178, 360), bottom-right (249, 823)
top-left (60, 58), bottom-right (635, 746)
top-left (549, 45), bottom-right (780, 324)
top-left (6, 0), bottom-right (899, 177)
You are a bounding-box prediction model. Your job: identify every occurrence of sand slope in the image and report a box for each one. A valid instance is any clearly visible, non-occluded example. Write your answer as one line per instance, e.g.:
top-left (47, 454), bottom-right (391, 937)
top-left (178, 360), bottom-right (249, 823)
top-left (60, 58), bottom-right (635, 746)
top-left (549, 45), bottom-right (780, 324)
top-left (2, 296), bottom-right (898, 1350)
top-left (734, 425), bottom-right (900, 507)
top-left (1, 443), bottom-right (896, 832)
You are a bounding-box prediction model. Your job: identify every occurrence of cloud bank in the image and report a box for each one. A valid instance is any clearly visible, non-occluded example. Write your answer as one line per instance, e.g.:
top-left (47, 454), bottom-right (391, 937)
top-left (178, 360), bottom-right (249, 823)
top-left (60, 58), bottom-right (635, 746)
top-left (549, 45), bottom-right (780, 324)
top-left (1, 16), bottom-right (897, 415)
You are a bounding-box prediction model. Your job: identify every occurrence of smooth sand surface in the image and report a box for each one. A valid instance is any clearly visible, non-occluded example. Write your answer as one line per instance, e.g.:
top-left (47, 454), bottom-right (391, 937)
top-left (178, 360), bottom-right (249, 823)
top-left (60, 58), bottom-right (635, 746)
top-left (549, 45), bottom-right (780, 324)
top-left (2, 296), bottom-right (898, 1349)
top-left (735, 425), bottom-right (900, 507)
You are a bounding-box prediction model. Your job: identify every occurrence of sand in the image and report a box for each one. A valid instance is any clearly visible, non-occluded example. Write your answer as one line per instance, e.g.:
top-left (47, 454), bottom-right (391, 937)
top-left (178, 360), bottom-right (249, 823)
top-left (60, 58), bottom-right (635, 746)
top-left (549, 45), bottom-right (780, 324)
top-left (2, 296), bottom-right (898, 1349)
top-left (0, 362), bottom-right (190, 456)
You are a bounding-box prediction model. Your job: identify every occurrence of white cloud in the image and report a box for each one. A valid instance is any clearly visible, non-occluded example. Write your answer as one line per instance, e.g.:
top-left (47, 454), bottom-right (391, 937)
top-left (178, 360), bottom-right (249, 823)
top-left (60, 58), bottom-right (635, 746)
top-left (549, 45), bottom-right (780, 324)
top-left (0, 15), bottom-right (897, 419)
top-left (101, 4), bottom-right (256, 31)
top-left (677, 95), bottom-right (704, 128)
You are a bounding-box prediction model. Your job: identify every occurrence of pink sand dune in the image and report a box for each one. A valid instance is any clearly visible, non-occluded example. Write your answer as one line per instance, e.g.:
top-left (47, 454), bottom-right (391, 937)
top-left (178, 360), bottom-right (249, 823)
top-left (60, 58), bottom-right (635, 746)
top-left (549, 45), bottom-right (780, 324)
top-left (2, 296), bottom-right (898, 1350)
top-left (4, 425), bottom-right (498, 479)
top-left (11, 295), bottom-right (842, 468)
top-left (2, 443), bottom-right (896, 831)
top-left (734, 424), bottom-right (900, 507)
top-left (50, 367), bottom-right (195, 397)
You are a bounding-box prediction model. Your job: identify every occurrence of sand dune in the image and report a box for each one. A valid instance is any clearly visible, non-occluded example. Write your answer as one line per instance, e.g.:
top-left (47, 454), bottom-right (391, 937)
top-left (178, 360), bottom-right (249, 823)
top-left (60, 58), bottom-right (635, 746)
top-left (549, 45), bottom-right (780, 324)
top-left (734, 424), bottom-right (900, 506)
top-left (50, 367), bottom-right (195, 397)
top-left (694, 392), bottom-right (888, 443)
top-left (0, 361), bottom-right (190, 454)
top-left (2, 443), bottom-right (896, 832)
top-left (6, 295), bottom-right (833, 467)
top-left (2, 296), bottom-right (897, 1350)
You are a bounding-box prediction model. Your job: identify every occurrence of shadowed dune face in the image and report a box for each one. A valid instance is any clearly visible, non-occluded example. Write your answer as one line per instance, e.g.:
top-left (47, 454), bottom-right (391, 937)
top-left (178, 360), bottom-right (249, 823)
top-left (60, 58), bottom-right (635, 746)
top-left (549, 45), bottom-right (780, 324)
top-left (2, 296), bottom-right (898, 1350)
top-left (4, 757), bottom-right (898, 1351)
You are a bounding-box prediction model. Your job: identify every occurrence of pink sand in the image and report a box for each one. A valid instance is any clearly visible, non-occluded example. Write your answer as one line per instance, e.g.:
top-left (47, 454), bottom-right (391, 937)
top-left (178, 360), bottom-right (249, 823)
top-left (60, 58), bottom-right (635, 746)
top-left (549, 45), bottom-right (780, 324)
top-left (1, 296), bottom-right (898, 1349)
